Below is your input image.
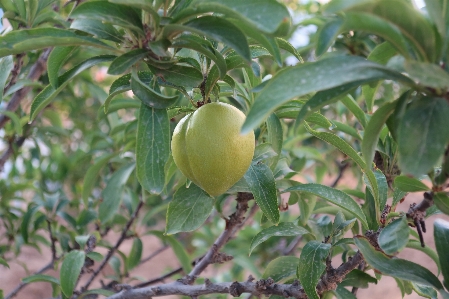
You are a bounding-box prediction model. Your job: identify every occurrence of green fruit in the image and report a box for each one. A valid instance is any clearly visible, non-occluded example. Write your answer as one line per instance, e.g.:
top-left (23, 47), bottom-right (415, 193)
top-left (171, 102), bottom-right (255, 196)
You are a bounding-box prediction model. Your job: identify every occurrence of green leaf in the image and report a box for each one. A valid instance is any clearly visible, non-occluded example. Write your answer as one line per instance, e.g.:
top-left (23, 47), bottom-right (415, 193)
top-left (346, 0), bottom-right (436, 62)
top-left (109, 0), bottom-right (160, 28)
top-left (104, 74), bottom-right (131, 112)
top-left (242, 55), bottom-right (413, 134)
top-left (412, 283), bottom-right (438, 299)
top-left (171, 34), bottom-right (227, 79)
top-left (340, 12), bottom-right (411, 59)
top-left (362, 100), bottom-right (399, 167)
top-left (71, 1), bottom-right (143, 33)
top-left (378, 216), bottom-right (409, 254)
top-left (368, 41), bottom-right (398, 65)
top-left (316, 17), bottom-right (343, 56)
top-left (164, 16), bottom-right (250, 61)
top-left (266, 113), bottom-right (283, 169)
top-left (187, 0), bottom-right (290, 35)
top-left (127, 238), bottom-right (143, 270)
top-left (82, 152), bottom-right (119, 205)
top-left (297, 241), bottom-right (332, 299)
top-left (99, 163), bottom-right (136, 223)
top-left (60, 250), bottom-right (85, 297)
top-left (0, 28), bottom-right (113, 58)
top-left (434, 219), bottom-right (449, 290)
top-left (340, 269), bottom-right (377, 288)
top-left (398, 97), bottom-right (449, 177)
top-left (0, 257), bottom-right (9, 269)
top-left (362, 186), bottom-right (379, 230)
top-left (394, 176), bottom-right (429, 193)
top-left (147, 230), bottom-right (192, 273)
top-left (30, 55), bottom-right (116, 121)
top-left (0, 56), bottom-right (14, 103)
top-left (70, 18), bottom-right (123, 43)
top-left (148, 64), bottom-right (203, 87)
top-left (262, 256), bottom-right (300, 282)
top-left (434, 192), bottom-right (449, 215)
top-left (249, 222), bottom-right (309, 255)
top-left (373, 169), bottom-right (388, 211)
top-left (340, 95), bottom-right (367, 128)
top-left (108, 49), bottom-right (148, 75)
top-left (22, 274), bottom-right (60, 285)
top-left (47, 46), bottom-right (78, 88)
top-left (295, 81), bottom-right (362, 124)
top-left (244, 162), bottom-right (280, 224)
top-left (165, 184), bottom-right (215, 234)
top-left (131, 70), bottom-right (179, 108)
top-left (276, 38), bottom-right (303, 62)
top-left (284, 183), bottom-right (368, 229)
top-left (404, 60), bottom-right (449, 89)
top-left (406, 240), bottom-right (441, 274)
top-left (333, 285), bottom-right (357, 299)
top-left (136, 104), bottom-right (170, 194)
top-left (21, 205), bottom-right (40, 243)
top-left (86, 252), bottom-right (103, 262)
top-left (354, 237), bottom-right (444, 291)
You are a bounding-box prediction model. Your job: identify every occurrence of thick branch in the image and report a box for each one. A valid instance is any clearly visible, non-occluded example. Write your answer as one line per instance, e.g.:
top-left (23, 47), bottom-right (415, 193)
top-left (81, 200), bottom-right (144, 291)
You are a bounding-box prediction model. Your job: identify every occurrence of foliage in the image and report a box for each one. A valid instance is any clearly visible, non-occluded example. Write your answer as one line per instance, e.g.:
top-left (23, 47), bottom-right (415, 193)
top-left (1, 0), bottom-right (449, 299)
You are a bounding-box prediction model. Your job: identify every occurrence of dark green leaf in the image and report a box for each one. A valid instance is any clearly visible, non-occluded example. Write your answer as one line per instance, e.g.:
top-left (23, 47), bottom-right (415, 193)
top-left (108, 49), bottom-right (148, 75)
top-left (171, 34), bottom-right (227, 79)
top-left (242, 55), bottom-right (413, 134)
top-left (249, 222), bottom-right (309, 255)
top-left (434, 192), bottom-right (449, 215)
top-left (164, 16), bottom-right (250, 61)
top-left (295, 81), bottom-right (362, 124)
top-left (109, 0), bottom-right (160, 28)
top-left (394, 176), bottom-right (430, 193)
top-left (398, 97), bottom-right (449, 177)
top-left (316, 17), bottom-right (343, 56)
top-left (21, 205), bottom-right (40, 243)
top-left (22, 274), bottom-right (59, 285)
top-left (165, 184), bottom-right (214, 234)
top-left (244, 162), bottom-right (280, 224)
top-left (0, 56), bottom-right (14, 103)
top-left (99, 163), bottom-right (135, 223)
top-left (131, 71), bottom-right (179, 109)
top-left (266, 113), bottom-right (283, 169)
top-left (262, 256), bottom-right (299, 282)
top-left (340, 269), bottom-right (377, 288)
top-left (379, 216), bottom-right (409, 254)
top-left (174, 0), bottom-right (290, 35)
top-left (104, 74), bottom-right (131, 112)
top-left (127, 238), bottom-right (143, 270)
top-left (362, 186), bottom-right (379, 230)
top-left (404, 60), bottom-right (449, 89)
top-left (368, 41), bottom-right (398, 65)
top-left (60, 250), bottom-right (85, 297)
top-left (333, 285), bottom-right (357, 299)
top-left (434, 219), bottom-right (449, 290)
top-left (47, 46), bottom-right (77, 88)
top-left (148, 64), bottom-right (203, 87)
top-left (412, 282), bottom-right (438, 299)
top-left (406, 240), bottom-right (440, 274)
top-left (136, 104), bottom-right (170, 194)
top-left (70, 19), bottom-right (123, 42)
top-left (71, 1), bottom-right (143, 33)
top-left (298, 241), bottom-right (332, 299)
top-left (284, 183), bottom-right (368, 229)
top-left (354, 237), bottom-right (444, 291)
top-left (0, 28), bottom-right (113, 58)
top-left (362, 101), bottom-right (397, 167)
top-left (340, 95), bottom-right (367, 128)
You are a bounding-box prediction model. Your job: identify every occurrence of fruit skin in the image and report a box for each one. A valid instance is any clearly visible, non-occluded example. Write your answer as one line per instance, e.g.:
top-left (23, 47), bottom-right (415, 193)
top-left (171, 102), bottom-right (255, 196)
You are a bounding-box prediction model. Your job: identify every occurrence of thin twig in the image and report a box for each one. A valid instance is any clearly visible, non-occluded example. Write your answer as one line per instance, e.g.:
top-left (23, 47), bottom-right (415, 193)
top-left (138, 246), bottom-right (169, 266)
top-left (4, 261), bottom-right (55, 299)
top-left (331, 160), bottom-right (349, 188)
top-left (187, 192), bottom-right (253, 279)
top-left (81, 200), bottom-right (144, 291)
top-left (47, 219), bottom-right (58, 261)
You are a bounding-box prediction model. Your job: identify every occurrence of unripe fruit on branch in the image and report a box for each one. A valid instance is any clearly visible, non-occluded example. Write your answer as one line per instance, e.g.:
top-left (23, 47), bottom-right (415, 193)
top-left (171, 102), bottom-right (255, 196)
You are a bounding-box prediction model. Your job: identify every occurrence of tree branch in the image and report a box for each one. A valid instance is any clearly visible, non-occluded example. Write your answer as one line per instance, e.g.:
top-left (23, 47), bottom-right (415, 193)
top-left (107, 251), bottom-right (364, 299)
top-left (0, 48), bottom-right (51, 130)
top-left (406, 191), bottom-right (433, 247)
top-left (81, 200), bottom-right (144, 291)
